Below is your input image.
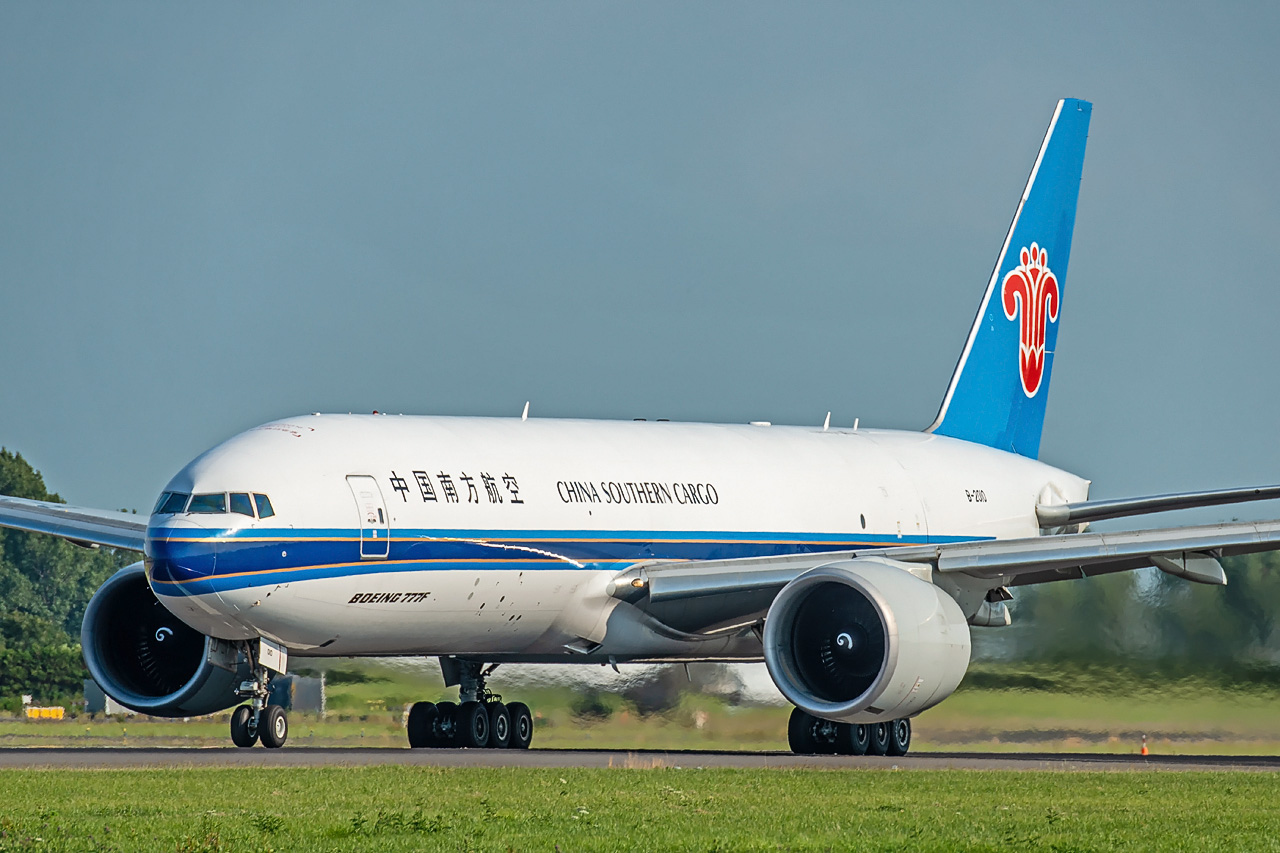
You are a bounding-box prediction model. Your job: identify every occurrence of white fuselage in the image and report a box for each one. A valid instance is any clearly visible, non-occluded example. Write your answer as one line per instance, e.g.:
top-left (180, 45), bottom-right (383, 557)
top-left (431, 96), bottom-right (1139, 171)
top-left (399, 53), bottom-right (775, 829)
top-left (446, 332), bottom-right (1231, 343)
top-left (144, 414), bottom-right (1088, 661)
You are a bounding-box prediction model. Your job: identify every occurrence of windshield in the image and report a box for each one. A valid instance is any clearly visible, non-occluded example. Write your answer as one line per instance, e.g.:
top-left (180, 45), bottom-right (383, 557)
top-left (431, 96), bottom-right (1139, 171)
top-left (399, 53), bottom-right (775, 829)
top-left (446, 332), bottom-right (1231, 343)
top-left (153, 490), bottom-right (273, 517)
top-left (155, 492), bottom-right (190, 514)
top-left (254, 494), bottom-right (275, 519)
top-left (187, 493), bottom-right (227, 513)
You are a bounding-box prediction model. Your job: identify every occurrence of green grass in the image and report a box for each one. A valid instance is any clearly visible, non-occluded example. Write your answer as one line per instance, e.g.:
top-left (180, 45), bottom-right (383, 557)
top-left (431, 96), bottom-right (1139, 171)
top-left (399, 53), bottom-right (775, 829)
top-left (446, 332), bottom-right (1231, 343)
top-left (913, 683), bottom-right (1280, 754)
top-left (0, 766), bottom-right (1276, 851)
top-left (11, 660), bottom-right (1280, 753)
top-left (0, 698), bottom-right (792, 751)
top-left (8, 684), bottom-right (1280, 754)
top-left (7, 688), bottom-right (1280, 754)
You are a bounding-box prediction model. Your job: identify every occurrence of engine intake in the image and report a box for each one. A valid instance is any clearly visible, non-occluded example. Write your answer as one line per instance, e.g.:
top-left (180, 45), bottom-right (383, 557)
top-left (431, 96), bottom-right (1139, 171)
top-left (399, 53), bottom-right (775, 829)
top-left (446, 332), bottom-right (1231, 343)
top-left (763, 557), bottom-right (970, 723)
top-left (82, 563), bottom-right (247, 716)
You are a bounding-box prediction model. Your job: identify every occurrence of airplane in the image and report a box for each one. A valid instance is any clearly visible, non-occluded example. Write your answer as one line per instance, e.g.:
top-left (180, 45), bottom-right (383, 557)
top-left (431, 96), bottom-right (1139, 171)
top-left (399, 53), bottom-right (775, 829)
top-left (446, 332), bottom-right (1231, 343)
top-left (4, 97), bottom-right (1280, 755)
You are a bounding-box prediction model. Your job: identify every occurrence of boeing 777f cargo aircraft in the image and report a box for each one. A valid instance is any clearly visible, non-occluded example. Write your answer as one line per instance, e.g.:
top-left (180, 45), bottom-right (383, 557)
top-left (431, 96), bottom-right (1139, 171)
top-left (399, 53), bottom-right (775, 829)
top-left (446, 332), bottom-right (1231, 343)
top-left (4, 98), bottom-right (1280, 755)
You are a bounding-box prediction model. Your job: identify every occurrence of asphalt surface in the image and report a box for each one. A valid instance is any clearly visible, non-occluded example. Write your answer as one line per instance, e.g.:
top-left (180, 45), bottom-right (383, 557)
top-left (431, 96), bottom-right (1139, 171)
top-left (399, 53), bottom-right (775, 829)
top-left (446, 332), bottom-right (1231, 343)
top-left (0, 748), bottom-right (1276, 771)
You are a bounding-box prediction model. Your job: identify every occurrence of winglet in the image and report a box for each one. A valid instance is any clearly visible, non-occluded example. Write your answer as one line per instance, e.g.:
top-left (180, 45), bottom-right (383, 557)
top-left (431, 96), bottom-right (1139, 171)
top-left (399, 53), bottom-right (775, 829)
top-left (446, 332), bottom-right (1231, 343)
top-left (927, 99), bottom-right (1091, 458)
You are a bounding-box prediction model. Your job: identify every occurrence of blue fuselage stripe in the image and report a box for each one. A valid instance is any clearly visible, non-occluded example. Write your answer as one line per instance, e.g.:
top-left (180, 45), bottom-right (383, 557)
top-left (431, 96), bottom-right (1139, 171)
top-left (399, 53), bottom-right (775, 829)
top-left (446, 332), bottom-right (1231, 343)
top-left (145, 527), bottom-right (980, 597)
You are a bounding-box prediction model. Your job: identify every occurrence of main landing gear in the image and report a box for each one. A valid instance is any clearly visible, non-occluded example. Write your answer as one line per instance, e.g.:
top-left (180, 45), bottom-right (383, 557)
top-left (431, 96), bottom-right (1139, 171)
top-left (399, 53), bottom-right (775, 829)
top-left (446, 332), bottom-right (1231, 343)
top-left (787, 708), bottom-right (911, 756)
top-left (229, 644), bottom-right (289, 749)
top-left (406, 662), bottom-right (534, 749)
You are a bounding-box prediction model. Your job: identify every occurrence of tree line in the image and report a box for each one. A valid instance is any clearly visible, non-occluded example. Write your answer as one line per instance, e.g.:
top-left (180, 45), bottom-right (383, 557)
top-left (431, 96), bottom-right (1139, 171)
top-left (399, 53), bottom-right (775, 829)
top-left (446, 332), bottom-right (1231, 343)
top-left (982, 548), bottom-right (1280, 685)
top-left (0, 450), bottom-right (130, 707)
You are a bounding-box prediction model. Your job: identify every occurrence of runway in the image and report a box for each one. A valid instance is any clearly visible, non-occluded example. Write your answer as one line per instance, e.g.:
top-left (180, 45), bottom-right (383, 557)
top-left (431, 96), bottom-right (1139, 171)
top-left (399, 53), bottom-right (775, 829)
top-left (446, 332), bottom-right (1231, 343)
top-left (0, 748), bottom-right (1276, 772)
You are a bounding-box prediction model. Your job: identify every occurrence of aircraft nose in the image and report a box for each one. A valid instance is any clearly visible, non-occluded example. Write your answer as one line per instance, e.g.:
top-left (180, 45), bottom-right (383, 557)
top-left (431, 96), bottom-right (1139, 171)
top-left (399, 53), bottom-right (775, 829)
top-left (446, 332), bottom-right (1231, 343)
top-left (145, 517), bottom-right (217, 586)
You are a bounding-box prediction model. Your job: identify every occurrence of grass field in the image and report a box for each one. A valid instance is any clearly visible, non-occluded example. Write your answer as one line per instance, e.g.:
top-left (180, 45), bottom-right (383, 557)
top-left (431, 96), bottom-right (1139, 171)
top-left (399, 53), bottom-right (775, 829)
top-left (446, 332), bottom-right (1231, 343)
top-left (4, 664), bottom-right (1277, 850)
top-left (7, 667), bottom-right (1280, 754)
top-left (0, 766), bottom-right (1277, 851)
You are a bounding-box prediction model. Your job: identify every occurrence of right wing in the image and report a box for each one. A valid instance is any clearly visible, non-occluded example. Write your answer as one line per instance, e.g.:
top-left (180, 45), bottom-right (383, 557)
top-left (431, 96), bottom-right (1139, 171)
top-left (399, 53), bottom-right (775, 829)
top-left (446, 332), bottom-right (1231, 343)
top-left (613, 518), bottom-right (1280, 636)
top-left (0, 495), bottom-right (147, 551)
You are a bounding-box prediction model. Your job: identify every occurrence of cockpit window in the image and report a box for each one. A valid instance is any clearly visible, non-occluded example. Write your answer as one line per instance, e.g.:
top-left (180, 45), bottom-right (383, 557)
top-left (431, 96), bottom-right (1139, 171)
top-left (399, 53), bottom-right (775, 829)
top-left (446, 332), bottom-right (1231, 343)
top-left (253, 493), bottom-right (275, 519)
top-left (229, 493), bottom-right (254, 517)
top-left (156, 492), bottom-right (190, 514)
top-left (188, 493), bottom-right (227, 514)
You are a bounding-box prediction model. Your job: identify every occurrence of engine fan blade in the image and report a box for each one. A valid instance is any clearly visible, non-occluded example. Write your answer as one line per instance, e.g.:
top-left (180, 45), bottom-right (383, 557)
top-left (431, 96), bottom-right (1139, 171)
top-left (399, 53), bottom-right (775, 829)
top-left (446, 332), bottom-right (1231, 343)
top-left (789, 583), bottom-right (885, 703)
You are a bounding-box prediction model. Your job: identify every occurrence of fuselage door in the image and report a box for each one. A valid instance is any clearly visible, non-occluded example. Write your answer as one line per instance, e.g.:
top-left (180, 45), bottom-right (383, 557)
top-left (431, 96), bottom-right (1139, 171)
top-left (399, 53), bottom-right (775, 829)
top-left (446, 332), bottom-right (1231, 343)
top-left (346, 475), bottom-right (390, 559)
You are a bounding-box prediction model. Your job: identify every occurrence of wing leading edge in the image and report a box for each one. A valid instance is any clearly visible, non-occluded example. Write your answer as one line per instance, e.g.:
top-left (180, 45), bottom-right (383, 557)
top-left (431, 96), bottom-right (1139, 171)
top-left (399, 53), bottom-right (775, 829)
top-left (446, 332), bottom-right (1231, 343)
top-left (0, 495), bottom-right (147, 551)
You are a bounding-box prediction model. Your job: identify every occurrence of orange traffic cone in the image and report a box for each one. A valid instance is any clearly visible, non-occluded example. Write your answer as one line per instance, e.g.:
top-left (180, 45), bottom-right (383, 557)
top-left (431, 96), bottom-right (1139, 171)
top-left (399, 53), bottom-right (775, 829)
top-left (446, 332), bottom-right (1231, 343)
top-left (1140, 734), bottom-right (1149, 756)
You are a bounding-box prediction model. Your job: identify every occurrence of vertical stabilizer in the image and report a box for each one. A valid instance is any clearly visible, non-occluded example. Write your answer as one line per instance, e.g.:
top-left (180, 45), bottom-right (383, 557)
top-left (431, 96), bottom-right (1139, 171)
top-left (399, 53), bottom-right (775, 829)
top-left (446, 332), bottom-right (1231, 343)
top-left (927, 99), bottom-right (1091, 458)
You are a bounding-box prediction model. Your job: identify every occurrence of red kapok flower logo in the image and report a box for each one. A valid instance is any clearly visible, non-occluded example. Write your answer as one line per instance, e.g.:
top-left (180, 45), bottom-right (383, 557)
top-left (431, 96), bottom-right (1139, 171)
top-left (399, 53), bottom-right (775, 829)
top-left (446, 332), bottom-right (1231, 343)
top-left (1001, 242), bottom-right (1059, 398)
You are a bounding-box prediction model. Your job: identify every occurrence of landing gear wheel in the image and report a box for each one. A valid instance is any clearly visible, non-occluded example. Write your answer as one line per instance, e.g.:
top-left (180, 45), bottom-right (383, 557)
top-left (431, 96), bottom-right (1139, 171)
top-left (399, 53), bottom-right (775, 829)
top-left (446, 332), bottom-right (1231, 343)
top-left (812, 717), bottom-right (842, 754)
top-left (434, 701), bottom-right (458, 746)
top-left (407, 701), bottom-right (438, 748)
top-left (230, 705), bottom-right (258, 748)
top-left (259, 704), bottom-right (288, 749)
top-left (507, 702), bottom-right (533, 749)
top-left (487, 702), bottom-right (511, 749)
top-left (458, 700), bottom-right (490, 748)
top-left (886, 718), bottom-right (911, 756)
top-left (835, 723), bottom-right (870, 756)
top-left (866, 721), bottom-right (890, 756)
top-left (787, 707), bottom-right (820, 754)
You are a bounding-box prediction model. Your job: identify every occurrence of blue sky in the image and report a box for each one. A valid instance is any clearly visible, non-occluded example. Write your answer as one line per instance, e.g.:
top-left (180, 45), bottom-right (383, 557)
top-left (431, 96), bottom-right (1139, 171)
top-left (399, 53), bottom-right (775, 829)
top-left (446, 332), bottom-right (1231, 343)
top-left (2, 3), bottom-right (1278, 519)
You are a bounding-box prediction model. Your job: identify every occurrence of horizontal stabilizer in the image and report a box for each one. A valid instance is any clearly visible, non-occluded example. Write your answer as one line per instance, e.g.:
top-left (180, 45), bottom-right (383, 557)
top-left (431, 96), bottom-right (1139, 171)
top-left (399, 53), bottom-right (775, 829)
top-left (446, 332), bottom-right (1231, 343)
top-left (1036, 485), bottom-right (1280, 528)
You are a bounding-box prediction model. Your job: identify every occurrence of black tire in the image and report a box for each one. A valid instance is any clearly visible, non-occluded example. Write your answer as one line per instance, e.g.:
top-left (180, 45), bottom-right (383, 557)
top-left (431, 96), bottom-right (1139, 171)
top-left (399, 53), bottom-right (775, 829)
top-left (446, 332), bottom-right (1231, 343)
top-left (866, 721), bottom-right (890, 756)
top-left (407, 701), bottom-right (438, 748)
top-left (507, 702), bottom-right (533, 750)
top-left (230, 705), bottom-right (258, 748)
top-left (434, 701), bottom-right (458, 746)
top-left (835, 723), bottom-right (870, 756)
top-left (487, 702), bottom-right (511, 749)
top-left (259, 704), bottom-right (288, 749)
top-left (458, 700), bottom-right (490, 748)
top-left (886, 718), bottom-right (911, 756)
top-left (812, 717), bottom-right (842, 754)
top-left (787, 707), bottom-right (820, 754)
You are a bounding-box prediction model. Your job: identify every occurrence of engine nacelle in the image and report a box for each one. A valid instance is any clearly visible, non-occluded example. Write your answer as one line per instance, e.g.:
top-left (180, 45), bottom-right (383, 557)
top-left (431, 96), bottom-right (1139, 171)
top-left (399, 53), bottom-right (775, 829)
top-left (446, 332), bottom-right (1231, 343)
top-left (763, 557), bottom-right (971, 723)
top-left (82, 563), bottom-right (248, 716)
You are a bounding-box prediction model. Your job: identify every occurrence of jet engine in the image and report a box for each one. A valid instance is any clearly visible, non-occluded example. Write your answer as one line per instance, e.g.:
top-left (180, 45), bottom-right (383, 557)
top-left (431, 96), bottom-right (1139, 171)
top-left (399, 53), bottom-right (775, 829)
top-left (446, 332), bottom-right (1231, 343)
top-left (763, 557), bottom-right (971, 723)
top-left (81, 563), bottom-right (248, 716)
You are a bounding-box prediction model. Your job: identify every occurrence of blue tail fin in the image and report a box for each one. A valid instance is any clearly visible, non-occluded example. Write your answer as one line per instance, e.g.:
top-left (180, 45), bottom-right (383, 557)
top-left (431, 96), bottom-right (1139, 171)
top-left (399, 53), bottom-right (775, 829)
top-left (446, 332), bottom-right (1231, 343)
top-left (927, 98), bottom-right (1091, 458)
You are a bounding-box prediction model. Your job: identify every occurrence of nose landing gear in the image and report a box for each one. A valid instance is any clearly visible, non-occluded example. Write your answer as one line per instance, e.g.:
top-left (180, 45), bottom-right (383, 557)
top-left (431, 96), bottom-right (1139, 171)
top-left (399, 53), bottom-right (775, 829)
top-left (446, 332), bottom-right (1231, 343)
top-left (406, 662), bottom-right (535, 750)
top-left (229, 641), bottom-right (289, 749)
top-left (787, 707), bottom-right (911, 756)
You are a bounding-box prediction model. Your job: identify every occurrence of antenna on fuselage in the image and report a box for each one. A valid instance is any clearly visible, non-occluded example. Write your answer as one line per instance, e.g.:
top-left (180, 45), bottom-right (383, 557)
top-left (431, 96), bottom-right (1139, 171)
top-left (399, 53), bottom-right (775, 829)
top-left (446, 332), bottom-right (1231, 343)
top-left (521, 401), bottom-right (530, 421)
top-left (822, 412), bottom-right (831, 431)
